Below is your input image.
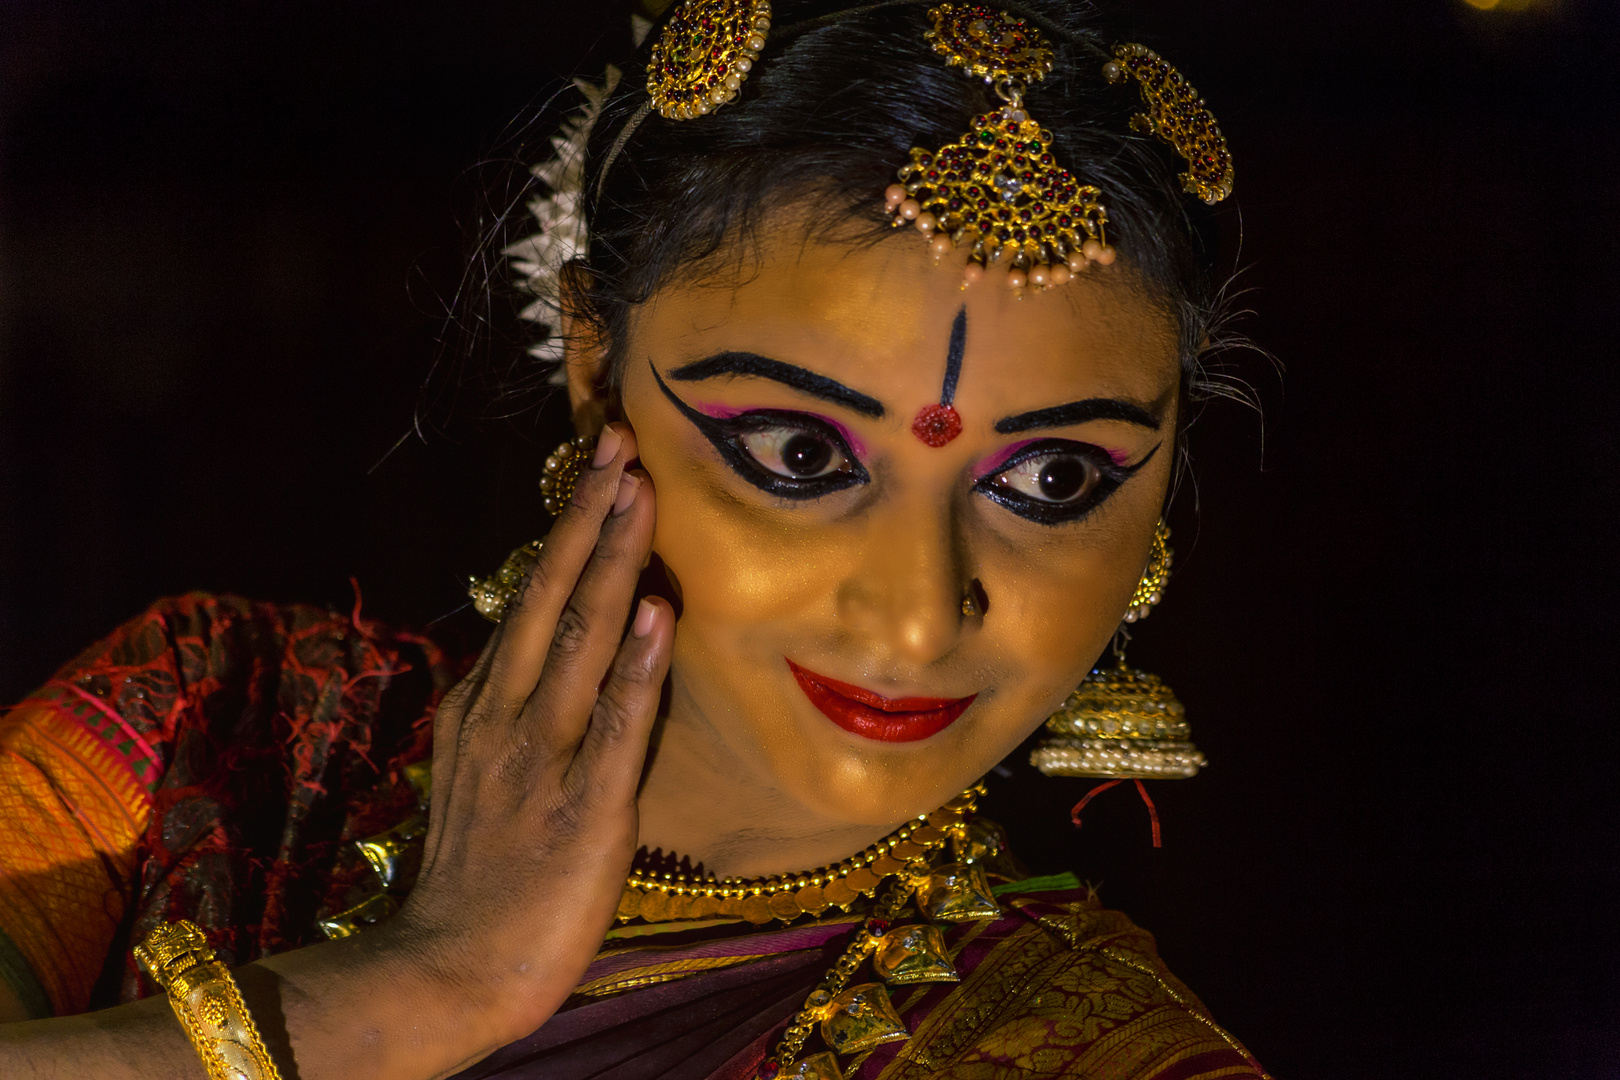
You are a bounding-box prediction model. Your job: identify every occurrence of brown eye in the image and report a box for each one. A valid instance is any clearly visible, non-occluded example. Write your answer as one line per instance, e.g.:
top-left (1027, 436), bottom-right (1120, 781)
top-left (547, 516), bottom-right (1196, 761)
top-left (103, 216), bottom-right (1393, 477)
top-left (994, 452), bottom-right (1102, 503)
top-left (780, 434), bottom-right (832, 476)
top-left (739, 427), bottom-right (851, 480)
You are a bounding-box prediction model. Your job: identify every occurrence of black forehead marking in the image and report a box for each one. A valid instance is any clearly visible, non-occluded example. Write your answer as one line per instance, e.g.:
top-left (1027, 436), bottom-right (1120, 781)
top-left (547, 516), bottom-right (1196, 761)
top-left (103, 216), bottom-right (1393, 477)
top-left (940, 306), bottom-right (966, 406)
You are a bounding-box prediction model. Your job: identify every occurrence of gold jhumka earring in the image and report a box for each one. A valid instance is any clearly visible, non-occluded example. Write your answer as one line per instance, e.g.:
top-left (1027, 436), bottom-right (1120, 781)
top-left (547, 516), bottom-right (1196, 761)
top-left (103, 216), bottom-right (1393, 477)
top-left (467, 435), bottom-right (596, 621)
top-left (1031, 522), bottom-right (1207, 842)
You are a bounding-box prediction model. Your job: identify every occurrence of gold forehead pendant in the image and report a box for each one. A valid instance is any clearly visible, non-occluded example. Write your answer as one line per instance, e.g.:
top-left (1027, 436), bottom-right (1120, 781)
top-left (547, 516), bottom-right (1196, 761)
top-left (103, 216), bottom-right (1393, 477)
top-left (888, 6), bottom-right (1236, 294)
top-left (886, 4), bottom-right (1109, 292)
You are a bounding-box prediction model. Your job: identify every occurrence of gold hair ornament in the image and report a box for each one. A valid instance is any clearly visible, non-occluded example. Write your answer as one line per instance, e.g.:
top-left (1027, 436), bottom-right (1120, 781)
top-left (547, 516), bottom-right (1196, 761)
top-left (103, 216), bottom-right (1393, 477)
top-left (1103, 43), bottom-right (1233, 204)
top-left (887, 4), bottom-right (1114, 293)
top-left (134, 919), bottom-right (283, 1080)
top-left (647, 0), bottom-right (773, 120)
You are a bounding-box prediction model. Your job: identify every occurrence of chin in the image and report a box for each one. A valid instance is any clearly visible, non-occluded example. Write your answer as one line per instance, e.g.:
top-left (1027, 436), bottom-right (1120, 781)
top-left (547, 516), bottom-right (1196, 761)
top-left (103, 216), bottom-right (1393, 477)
top-left (769, 683), bottom-right (1016, 826)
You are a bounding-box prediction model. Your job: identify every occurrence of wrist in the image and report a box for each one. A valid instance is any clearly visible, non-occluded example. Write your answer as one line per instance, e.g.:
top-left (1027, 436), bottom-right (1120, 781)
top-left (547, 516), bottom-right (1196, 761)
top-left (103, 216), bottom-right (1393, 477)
top-left (371, 908), bottom-right (584, 1053)
top-left (254, 922), bottom-right (511, 1080)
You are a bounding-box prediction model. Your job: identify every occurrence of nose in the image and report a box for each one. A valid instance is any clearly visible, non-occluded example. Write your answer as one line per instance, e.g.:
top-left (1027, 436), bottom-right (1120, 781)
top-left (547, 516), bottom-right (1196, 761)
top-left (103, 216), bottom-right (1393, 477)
top-left (836, 488), bottom-right (969, 667)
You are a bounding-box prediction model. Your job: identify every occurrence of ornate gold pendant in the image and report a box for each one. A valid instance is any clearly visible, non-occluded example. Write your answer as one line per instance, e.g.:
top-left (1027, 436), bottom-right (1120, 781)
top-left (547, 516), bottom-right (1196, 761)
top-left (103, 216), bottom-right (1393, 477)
top-left (916, 862), bottom-right (1000, 922)
top-left (871, 924), bottom-right (960, 985)
top-left (895, 106), bottom-right (1109, 275)
top-left (781, 1052), bottom-right (844, 1080)
top-left (820, 983), bottom-right (910, 1055)
top-left (885, 4), bottom-right (1113, 289)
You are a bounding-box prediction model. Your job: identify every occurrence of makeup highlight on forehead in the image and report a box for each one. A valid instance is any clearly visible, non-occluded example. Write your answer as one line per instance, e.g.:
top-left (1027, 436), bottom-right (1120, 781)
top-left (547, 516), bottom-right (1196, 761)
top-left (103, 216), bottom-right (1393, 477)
top-left (972, 438), bottom-right (1132, 480)
top-left (689, 401), bottom-right (870, 459)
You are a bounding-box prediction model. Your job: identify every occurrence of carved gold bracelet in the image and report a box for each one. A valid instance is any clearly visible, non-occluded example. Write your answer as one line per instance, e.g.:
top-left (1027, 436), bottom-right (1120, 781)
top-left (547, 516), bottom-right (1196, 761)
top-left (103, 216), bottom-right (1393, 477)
top-left (134, 919), bottom-right (283, 1080)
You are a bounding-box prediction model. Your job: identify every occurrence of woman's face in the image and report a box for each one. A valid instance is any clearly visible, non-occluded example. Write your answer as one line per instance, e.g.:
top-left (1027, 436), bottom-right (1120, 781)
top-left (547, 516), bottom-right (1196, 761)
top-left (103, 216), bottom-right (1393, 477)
top-left (612, 221), bottom-right (1181, 831)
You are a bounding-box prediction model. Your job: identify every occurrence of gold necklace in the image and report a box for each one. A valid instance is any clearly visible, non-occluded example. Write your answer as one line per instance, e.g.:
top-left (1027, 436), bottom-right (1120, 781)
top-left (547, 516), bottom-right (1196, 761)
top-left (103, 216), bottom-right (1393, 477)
top-left (616, 786), bottom-right (982, 926)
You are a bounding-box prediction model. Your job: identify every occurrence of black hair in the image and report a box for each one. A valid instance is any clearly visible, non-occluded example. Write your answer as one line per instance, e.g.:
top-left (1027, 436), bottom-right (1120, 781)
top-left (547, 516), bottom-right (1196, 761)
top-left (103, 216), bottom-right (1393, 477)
top-left (559, 0), bottom-right (1227, 394)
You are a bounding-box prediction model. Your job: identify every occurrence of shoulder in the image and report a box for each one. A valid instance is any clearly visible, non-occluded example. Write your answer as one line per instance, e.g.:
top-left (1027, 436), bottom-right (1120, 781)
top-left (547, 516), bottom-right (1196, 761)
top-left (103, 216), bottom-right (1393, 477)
top-left (884, 876), bottom-right (1269, 1080)
top-left (29, 591), bottom-right (465, 780)
top-left (5, 592), bottom-right (471, 1000)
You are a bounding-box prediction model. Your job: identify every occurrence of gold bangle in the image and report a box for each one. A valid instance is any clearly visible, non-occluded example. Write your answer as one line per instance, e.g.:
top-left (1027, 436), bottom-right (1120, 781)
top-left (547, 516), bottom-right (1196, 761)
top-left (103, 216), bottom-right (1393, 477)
top-left (134, 919), bottom-right (283, 1080)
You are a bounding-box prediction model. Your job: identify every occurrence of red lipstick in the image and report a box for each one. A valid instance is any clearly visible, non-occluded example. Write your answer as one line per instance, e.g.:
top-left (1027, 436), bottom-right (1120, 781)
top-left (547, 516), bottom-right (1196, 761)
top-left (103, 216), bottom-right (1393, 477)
top-left (787, 659), bottom-right (976, 743)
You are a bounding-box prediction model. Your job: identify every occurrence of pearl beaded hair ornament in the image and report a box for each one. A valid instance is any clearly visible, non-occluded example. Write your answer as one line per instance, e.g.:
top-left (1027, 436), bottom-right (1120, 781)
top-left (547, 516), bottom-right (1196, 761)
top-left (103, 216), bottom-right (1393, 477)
top-left (885, 4), bottom-right (1114, 293)
top-left (647, 0), bottom-right (773, 120)
top-left (886, 6), bottom-right (1235, 293)
top-left (510, 4), bottom-right (1236, 386)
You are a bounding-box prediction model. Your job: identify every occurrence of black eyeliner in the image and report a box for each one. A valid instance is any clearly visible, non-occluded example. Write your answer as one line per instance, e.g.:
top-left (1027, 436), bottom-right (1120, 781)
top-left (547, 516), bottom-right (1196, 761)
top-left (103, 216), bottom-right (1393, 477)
top-left (975, 440), bottom-right (1160, 526)
top-left (651, 360), bottom-right (869, 499)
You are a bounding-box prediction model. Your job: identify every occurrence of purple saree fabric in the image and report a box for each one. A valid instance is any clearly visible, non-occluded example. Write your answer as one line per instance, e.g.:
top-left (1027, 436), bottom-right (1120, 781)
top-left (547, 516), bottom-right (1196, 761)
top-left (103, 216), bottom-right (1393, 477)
top-left (449, 930), bottom-right (852, 1080)
top-left (444, 887), bottom-right (1269, 1080)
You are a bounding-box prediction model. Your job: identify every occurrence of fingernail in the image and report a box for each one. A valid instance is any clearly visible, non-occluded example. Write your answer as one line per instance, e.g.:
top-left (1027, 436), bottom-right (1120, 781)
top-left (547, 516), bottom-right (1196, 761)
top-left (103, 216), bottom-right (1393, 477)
top-left (592, 426), bottom-right (623, 469)
top-left (612, 473), bottom-right (641, 515)
top-left (632, 598), bottom-right (657, 638)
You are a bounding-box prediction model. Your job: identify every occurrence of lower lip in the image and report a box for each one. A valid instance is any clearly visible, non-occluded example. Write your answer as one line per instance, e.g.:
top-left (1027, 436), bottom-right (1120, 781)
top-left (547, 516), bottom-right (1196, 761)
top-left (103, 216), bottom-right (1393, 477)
top-left (787, 659), bottom-right (976, 743)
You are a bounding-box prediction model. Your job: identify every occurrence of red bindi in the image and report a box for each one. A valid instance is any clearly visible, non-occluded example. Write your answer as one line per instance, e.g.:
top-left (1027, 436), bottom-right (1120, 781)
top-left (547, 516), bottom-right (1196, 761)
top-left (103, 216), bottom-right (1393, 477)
top-left (913, 307), bottom-right (969, 447)
top-left (911, 403), bottom-right (963, 447)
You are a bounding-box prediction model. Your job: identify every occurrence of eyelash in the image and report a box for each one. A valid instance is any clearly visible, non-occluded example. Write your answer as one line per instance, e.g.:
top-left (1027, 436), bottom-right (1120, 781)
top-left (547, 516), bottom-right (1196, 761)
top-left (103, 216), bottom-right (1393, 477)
top-left (688, 409), bottom-right (870, 499)
top-left (654, 365), bottom-right (1149, 520)
top-left (973, 439), bottom-right (1154, 525)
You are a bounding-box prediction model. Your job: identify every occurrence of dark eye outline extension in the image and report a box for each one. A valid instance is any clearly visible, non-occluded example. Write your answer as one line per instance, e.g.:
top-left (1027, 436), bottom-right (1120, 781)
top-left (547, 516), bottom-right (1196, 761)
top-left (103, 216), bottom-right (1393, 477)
top-left (652, 361), bottom-right (869, 500)
top-left (975, 438), bottom-right (1160, 526)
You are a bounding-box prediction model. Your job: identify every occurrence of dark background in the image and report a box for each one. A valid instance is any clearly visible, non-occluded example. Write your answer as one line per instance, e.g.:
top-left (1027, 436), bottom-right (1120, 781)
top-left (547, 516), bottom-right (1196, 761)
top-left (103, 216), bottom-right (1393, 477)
top-left (2, 1), bottom-right (1617, 1076)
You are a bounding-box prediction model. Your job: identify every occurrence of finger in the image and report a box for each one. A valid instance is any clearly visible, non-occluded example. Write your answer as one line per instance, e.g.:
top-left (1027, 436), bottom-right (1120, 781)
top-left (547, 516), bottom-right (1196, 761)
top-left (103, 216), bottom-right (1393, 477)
top-left (479, 424), bottom-right (639, 710)
top-left (567, 595), bottom-right (674, 807)
top-left (423, 620), bottom-right (507, 835)
top-left (522, 468), bottom-right (656, 751)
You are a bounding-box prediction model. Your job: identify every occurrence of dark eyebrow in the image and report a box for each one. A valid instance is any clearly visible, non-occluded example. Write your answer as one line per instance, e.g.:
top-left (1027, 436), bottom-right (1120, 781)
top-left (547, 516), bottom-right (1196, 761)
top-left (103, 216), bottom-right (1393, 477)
top-left (994, 399), bottom-right (1162, 435)
top-left (666, 352), bottom-right (885, 419)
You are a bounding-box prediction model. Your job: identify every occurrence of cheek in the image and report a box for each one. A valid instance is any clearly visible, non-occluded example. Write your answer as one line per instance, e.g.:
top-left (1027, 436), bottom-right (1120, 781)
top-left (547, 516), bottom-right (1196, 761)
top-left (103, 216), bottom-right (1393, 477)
top-left (632, 397), bottom-right (843, 635)
top-left (984, 548), bottom-right (1128, 701)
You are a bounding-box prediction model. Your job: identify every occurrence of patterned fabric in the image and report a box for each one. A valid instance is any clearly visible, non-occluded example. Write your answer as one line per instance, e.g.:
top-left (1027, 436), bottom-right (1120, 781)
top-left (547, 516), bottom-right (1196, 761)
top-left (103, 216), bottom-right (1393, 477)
top-left (0, 593), bottom-right (459, 1015)
top-left (451, 879), bottom-right (1266, 1080)
top-left (0, 595), bottom-right (1265, 1079)
top-left (868, 884), bottom-right (1264, 1078)
top-left (0, 691), bottom-right (150, 1017)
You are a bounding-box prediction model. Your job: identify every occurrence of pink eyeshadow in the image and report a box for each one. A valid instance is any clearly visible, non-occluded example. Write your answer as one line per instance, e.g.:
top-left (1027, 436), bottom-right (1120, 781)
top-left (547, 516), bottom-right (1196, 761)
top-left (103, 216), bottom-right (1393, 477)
top-left (973, 438), bottom-right (1040, 480)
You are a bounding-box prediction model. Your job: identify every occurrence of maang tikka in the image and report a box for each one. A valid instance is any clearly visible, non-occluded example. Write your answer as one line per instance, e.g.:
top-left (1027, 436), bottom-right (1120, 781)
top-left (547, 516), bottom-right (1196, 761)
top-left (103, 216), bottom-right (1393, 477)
top-left (886, 4), bottom-right (1111, 291)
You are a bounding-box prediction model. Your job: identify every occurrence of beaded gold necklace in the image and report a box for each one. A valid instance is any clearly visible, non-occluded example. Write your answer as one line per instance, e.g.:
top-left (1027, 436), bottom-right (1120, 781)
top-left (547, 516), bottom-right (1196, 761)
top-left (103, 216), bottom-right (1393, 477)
top-left (615, 787), bottom-right (981, 926)
top-left (322, 766), bottom-right (1006, 1079)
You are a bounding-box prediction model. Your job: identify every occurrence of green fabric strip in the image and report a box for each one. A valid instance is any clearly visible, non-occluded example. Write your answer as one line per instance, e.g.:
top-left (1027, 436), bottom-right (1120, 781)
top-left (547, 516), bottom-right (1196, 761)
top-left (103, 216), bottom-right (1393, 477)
top-left (992, 872), bottom-right (1083, 897)
top-left (0, 927), bottom-right (53, 1019)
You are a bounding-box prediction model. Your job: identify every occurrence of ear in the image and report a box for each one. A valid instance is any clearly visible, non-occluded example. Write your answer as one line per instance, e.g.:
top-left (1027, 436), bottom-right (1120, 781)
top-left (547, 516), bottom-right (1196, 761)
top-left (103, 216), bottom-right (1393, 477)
top-left (559, 261), bottom-right (611, 439)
